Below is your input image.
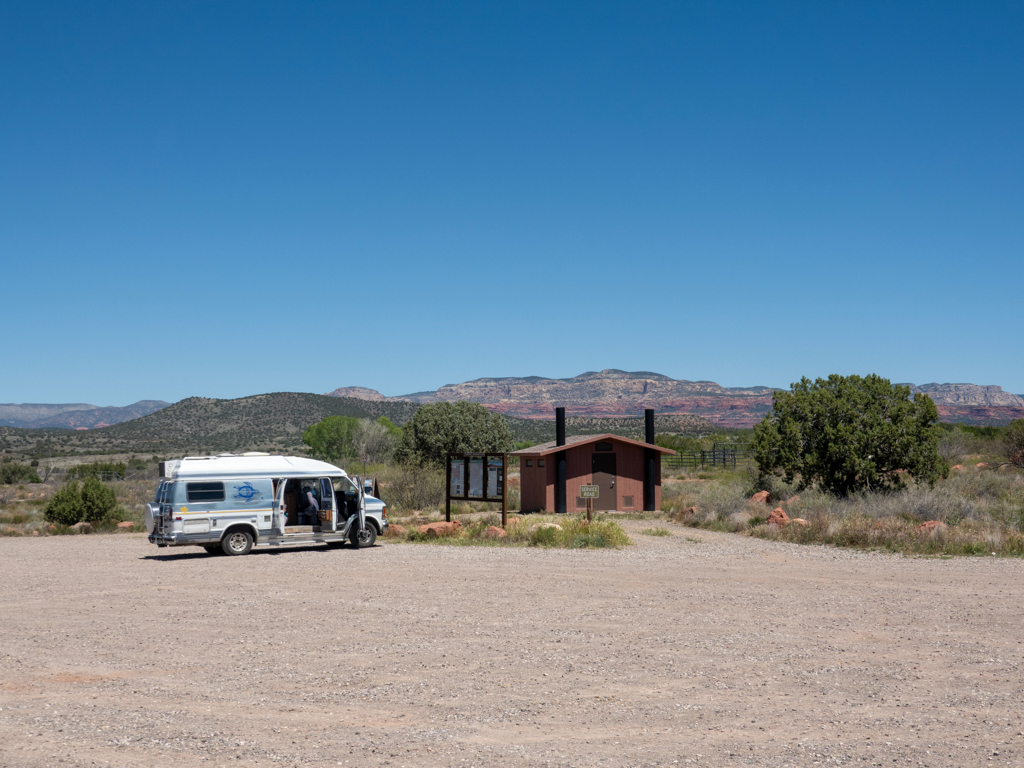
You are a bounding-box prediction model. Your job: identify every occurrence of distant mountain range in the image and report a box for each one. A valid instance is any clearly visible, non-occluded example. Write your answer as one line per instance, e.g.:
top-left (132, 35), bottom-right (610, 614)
top-left (328, 370), bottom-right (1024, 428)
top-left (0, 400), bottom-right (170, 429)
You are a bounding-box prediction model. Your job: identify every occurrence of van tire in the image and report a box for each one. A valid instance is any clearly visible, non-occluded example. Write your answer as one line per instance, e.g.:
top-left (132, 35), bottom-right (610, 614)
top-left (222, 530), bottom-right (254, 556)
top-left (350, 524), bottom-right (377, 548)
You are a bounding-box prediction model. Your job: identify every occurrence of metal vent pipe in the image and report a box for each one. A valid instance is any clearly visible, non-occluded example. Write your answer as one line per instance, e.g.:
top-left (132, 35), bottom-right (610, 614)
top-left (555, 407), bottom-right (567, 514)
top-left (643, 408), bottom-right (656, 511)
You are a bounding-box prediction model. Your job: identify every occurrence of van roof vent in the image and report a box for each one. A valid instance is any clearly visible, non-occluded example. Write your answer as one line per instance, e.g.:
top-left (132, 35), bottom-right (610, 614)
top-left (242, 452), bottom-right (271, 457)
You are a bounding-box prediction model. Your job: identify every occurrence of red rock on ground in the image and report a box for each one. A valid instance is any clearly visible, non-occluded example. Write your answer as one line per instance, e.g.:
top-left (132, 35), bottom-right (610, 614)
top-left (116, 521), bottom-right (134, 529)
top-left (749, 491), bottom-right (771, 504)
top-left (417, 521), bottom-right (463, 537)
top-left (790, 518), bottom-right (809, 526)
top-left (507, 516), bottom-right (521, 524)
top-left (482, 525), bottom-right (507, 539)
top-left (917, 520), bottom-right (948, 533)
top-left (782, 495), bottom-right (801, 507)
top-left (976, 462), bottom-right (989, 469)
top-left (384, 524), bottom-right (407, 537)
top-left (766, 508), bottom-right (790, 527)
top-left (951, 464), bottom-right (964, 471)
top-left (667, 506), bottom-right (696, 522)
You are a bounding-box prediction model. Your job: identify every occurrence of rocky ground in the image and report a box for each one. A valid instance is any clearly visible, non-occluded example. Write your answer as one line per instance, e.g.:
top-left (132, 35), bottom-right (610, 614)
top-left (1, 523), bottom-right (1023, 767)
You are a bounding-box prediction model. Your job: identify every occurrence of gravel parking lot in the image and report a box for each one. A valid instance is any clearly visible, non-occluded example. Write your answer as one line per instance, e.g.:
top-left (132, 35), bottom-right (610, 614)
top-left (2, 523), bottom-right (1023, 767)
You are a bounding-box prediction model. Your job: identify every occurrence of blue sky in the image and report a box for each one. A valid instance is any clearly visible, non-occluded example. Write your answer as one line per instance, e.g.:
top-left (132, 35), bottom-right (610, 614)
top-left (2, 1), bottom-right (1022, 405)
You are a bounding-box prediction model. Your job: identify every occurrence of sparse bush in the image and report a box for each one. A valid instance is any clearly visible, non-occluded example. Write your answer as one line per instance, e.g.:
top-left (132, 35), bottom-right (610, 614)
top-left (377, 464), bottom-right (446, 512)
top-left (1005, 419), bottom-right (1024, 468)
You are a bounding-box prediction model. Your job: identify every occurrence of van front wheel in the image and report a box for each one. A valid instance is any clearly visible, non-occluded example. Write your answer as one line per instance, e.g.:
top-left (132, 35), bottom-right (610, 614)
top-left (222, 530), bottom-right (254, 556)
top-left (350, 524), bottom-right (376, 548)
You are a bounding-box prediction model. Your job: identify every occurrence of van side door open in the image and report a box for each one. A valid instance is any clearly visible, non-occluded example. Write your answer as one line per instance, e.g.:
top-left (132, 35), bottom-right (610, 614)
top-left (318, 477), bottom-right (336, 532)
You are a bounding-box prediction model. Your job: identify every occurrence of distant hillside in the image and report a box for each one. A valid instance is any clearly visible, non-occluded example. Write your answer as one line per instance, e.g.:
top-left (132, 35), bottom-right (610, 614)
top-left (0, 403), bottom-right (93, 426)
top-left (32, 400), bottom-right (170, 428)
top-left (0, 393), bottom-right (418, 458)
top-left (0, 400), bottom-right (170, 428)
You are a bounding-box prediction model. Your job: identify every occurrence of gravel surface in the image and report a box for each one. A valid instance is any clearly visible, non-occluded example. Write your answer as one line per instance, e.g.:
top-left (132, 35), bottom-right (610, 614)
top-left (2, 522), bottom-right (1023, 767)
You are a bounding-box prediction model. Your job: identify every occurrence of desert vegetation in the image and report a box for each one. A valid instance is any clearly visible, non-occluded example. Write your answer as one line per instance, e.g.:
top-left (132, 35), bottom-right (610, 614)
top-left (0, 464), bottom-right (156, 537)
top-left (658, 401), bottom-right (1024, 556)
top-left (4, 378), bottom-right (1023, 559)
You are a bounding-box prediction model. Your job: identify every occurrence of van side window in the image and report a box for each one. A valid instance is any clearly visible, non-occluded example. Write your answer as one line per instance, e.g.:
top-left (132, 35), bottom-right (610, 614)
top-left (186, 482), bottom-right (226, 502)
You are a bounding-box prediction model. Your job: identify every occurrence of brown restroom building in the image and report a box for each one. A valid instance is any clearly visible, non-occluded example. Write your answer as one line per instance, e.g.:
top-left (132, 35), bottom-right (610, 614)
top-left (513, 434), bottom-right (676, 513)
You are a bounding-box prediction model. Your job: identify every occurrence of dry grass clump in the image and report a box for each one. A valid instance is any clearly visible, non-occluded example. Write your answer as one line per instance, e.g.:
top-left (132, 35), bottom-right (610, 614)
top-left (667, 465), bottom-right (1024, 556)
top-left (751, 513), bottom-right (1024, 557)
top-left (386, 513), bottom-right (631, 549)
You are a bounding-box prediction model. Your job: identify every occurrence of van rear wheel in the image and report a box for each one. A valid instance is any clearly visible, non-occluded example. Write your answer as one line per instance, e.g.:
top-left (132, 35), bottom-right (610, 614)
top-left (222, 530), bottom-right (254, 556)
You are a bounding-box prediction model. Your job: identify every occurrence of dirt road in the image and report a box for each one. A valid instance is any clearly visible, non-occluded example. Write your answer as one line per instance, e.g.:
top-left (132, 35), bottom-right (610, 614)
top-left (2, 523), bottom-right (1022, 767)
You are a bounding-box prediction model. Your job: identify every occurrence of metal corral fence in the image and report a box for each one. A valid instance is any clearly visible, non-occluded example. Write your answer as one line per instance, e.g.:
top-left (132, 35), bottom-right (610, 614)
top-left (661, 443), bottom-right (755, 471)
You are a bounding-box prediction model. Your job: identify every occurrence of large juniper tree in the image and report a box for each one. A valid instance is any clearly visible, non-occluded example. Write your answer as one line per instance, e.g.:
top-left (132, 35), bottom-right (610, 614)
top-left (753, 374), bottom-right (947, 496)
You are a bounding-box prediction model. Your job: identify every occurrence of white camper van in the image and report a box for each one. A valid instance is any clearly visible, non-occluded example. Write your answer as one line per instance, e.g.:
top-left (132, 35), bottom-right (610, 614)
top-left (146, 454), bottom-right (387, 555)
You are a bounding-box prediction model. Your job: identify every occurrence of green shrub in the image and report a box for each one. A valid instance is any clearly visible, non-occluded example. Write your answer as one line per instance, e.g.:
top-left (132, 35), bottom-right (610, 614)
top-left (81, 476), bottom-right (121, 522)
top-left (43, 477), bottom-right (123, 525)
top-left (44, 481), bottom-right (84, 526)
top-left (0, 462), bottom-right (42, 485)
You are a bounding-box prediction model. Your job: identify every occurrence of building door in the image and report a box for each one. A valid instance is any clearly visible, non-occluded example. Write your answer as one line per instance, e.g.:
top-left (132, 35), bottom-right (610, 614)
top-left (591, 453), bottom-right (617, 511)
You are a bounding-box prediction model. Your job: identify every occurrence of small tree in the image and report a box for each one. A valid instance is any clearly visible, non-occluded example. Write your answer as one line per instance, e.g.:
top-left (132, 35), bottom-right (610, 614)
top-left (395, 401), bottom-right (514, 467)
top-left (302, 416), bottom-right (361, 464)
top-left (753, 374), bottom-right (948, 496)
top-left (1005, 419), bottom-right (1024, 468)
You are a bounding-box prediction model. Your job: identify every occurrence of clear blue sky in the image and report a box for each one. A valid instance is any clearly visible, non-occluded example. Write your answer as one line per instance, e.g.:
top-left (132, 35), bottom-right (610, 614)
top-left (2, 1), bottom-right (1021, 405)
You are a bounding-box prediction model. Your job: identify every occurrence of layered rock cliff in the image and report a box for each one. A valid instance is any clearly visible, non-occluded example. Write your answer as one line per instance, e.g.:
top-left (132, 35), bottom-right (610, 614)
top-left (326, 372), bottom-right (1024, 428)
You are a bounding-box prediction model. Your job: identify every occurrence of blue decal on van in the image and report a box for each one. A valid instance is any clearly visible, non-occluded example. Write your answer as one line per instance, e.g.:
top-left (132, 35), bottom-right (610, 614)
top-left (233, 482), bottom-right (262, 502)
